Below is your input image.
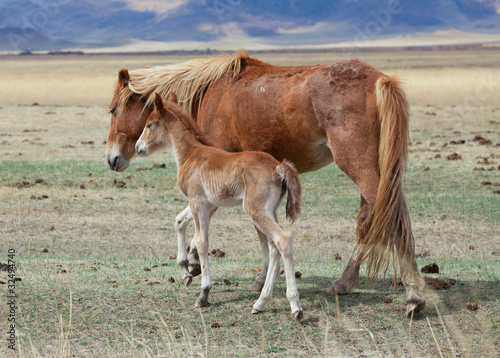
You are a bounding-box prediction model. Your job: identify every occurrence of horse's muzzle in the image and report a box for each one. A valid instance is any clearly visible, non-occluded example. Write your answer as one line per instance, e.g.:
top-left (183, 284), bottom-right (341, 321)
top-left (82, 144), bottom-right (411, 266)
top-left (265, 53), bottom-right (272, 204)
top-left (105, 152), bottom-right (129, 172)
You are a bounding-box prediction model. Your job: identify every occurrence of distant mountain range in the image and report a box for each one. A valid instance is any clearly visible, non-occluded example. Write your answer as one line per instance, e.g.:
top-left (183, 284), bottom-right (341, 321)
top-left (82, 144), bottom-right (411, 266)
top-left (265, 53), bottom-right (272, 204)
top-left (0, 0), bottom-right (499, 51)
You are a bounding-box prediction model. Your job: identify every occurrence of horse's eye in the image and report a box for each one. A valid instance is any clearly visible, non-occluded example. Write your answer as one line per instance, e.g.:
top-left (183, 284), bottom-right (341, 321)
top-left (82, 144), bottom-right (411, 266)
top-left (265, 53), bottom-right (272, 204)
top-left (146, 124), bottom-right (152, 129)
top-left (109, 108), bottom-right (116, 115)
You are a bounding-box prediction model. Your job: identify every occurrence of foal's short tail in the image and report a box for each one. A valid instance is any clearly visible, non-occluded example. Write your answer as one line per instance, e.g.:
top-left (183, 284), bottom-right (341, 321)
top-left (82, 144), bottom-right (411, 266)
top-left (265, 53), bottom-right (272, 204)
top-left (359, 75), bottom-right (417, 281)
top-left (276, 160), bottom-right (301, 223)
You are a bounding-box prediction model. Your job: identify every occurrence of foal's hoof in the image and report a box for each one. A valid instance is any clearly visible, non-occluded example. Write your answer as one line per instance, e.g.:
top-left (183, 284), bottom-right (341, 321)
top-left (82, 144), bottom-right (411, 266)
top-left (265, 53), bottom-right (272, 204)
top-left (406, 299), bottom-right (426, 318)
top-left (251, 308), bottom-right (263, 315)
top-left (292, 310), bottom-right (303, 321)
top-left (183, 276), bottom-right (193, 287)
top-left (188, 264), bottom-right (201, 277)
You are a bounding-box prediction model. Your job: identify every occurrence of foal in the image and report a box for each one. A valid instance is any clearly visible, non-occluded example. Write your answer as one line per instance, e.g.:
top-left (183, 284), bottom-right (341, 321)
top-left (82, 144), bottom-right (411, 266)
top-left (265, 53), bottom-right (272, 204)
top-left (136, 93), bottom-right (303, 319)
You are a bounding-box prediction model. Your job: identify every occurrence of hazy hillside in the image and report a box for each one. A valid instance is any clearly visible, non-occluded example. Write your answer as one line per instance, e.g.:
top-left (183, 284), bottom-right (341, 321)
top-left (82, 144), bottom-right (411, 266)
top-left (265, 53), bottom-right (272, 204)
top-left (0, 0), bottom-right (499, 51)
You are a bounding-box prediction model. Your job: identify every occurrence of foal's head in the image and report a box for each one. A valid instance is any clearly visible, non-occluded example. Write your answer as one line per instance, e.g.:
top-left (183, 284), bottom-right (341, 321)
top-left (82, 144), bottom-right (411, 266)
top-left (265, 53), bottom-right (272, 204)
top-left (105, 69), bottom-right (152, 171)
top-left (135, 93), bottom-right (177, 157)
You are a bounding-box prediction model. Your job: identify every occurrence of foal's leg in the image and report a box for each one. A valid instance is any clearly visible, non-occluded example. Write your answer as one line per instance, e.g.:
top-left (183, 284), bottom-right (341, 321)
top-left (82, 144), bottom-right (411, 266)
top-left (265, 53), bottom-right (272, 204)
top-left (250, 226), bottom-right (270, 292)
top-left (175, 206), bottom-right (194, 285)
top-left (181, 207), bottom-right (270, 287)
top-left (173, 205), bottom-right (201, 277)
top-left (187, 207), bottom-right (219, 277)
top-left (250, 214), bottom-right (302, 319)
top-left (190, 201), bottom-right (215, 307)
top-left (187, 236), bottom-right (201, 276)
top-left (251, 237), bottom-right (280, 313)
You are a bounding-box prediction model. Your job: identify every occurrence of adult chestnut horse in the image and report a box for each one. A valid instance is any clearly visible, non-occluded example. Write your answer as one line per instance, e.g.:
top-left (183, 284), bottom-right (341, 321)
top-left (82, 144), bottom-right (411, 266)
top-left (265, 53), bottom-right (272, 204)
top-left (105, 50), bottom-right (426, 316)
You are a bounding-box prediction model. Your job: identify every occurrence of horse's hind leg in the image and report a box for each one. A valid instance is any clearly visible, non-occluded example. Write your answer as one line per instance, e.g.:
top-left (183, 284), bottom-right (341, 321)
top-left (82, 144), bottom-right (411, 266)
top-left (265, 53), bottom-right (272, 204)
top-left (328, 195), bottom-right (371, 295)
top-left (321, 115), bottom-right (381, 296)
top-left (400, 250), bottom-right (426, 316)
top-left (324, 123), bottom-right (425, 315)
top-left (250, 226), bottom-right (270, 292)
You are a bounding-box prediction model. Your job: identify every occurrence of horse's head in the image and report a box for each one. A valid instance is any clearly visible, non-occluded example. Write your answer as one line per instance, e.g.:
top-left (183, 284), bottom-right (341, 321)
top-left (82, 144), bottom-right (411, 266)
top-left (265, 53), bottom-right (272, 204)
top-left (136, 93), bottom-right (178, 157)
top-left (105, 69), bottom-right (152, 172)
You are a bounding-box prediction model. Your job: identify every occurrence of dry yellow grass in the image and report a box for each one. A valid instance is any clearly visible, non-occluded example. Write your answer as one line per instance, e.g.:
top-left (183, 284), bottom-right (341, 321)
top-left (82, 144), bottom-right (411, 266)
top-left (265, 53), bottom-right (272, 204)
top-left (0, 49), bottom-right (499, 106)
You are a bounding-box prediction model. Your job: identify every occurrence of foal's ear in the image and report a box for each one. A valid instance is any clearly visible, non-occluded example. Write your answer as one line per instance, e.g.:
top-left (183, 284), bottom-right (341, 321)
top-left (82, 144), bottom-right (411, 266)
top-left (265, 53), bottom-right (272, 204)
top-left (154, 93), bottom-right (164, 112)
top-left (118, 68), bottom-right (129, 86)
top-left (168, 93), bottom-right (178, 105)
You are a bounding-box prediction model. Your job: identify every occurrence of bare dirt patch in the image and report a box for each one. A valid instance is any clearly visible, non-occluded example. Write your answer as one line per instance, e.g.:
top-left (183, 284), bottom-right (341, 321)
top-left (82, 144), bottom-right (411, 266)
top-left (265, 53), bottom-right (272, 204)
top-left (424, 277), bottom-right (456, 290)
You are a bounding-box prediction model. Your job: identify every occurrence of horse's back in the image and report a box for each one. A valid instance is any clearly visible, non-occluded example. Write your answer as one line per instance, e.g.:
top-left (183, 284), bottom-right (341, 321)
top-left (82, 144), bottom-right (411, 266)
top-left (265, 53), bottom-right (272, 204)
top-left (199, 59), bottom-right (331, 172)
top-left (198, 57), bottom-right (383, 173)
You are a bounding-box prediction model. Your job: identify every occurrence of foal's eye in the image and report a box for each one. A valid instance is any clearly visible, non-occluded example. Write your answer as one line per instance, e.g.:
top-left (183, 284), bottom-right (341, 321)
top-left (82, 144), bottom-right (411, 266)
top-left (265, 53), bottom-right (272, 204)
top-left (109, 108), bottom-right (116, 115)
top-left (146, 124), bottom-right (152, 129)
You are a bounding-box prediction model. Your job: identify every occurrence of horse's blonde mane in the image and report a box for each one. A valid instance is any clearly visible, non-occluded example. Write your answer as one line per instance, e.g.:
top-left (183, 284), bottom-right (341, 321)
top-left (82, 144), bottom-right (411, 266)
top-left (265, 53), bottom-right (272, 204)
top-left (163, 99), bottom-right (219, 148)
top-left (117, 49), bottom-right (249, 115)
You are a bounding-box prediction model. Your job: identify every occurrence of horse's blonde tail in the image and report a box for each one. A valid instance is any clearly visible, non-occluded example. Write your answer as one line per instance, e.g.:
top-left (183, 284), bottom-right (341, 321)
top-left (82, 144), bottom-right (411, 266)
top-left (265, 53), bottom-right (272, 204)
top-left (276, 160), bottom-right (301, 223)
top-left (358, 75), bottom-right (418, 282)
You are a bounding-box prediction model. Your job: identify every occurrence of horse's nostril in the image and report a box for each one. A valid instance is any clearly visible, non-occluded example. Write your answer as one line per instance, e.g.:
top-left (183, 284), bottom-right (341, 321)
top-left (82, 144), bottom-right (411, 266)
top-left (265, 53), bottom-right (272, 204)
top-left (112, 156), bottom-right (119, 169)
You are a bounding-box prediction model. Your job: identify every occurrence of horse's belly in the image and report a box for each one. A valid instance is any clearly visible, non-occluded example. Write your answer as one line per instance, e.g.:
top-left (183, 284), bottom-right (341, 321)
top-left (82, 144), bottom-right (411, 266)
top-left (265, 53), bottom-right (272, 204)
top-left (287, 141), bottom-right (334, 173)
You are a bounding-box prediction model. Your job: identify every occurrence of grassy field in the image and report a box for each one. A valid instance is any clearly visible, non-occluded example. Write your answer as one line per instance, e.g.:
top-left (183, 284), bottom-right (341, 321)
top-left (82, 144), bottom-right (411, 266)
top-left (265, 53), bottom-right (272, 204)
top-left (0, 49), bottom-right (499, 357)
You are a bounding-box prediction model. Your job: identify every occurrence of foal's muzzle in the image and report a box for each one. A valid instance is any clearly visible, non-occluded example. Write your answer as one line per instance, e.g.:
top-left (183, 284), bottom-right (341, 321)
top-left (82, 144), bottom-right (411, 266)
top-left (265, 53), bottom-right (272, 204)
top-left (135, 140), bottom-right (148, 157)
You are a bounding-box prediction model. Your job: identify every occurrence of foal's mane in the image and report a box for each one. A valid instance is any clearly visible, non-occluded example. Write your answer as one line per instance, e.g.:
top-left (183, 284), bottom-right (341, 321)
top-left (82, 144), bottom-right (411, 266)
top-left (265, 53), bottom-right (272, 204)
top-left (163, 100), bottom-right (219, 148)
top-left (117, 49), bottom-right (249, 116)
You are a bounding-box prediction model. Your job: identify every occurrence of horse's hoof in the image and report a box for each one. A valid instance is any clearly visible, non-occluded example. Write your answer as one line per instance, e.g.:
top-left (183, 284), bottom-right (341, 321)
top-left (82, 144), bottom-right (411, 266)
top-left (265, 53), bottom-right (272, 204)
top-left (327, 278), bottom-right (357, 295)
top-left (189, 264), bottom-right (201, 277)
top-left (183, 276), bottom-right (192, 287)
top-left (251, 308), bottom-right (263, 315)
top-left (292, 310), bottom-right (303, 321)
top-left (327, 285), bottom-right (348, 295)
top-left (195, 300), bottom-right (208, 308)
top-left (250, 281), bottom-right (264, 292)
top-left (406, 300), bottom-right (426, 318)
top-left (326, 285), bottom-right (337, 295)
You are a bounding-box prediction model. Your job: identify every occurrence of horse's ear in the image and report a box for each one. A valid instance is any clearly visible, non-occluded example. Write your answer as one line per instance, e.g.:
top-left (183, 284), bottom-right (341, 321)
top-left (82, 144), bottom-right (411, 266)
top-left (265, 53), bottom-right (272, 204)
top-left (118, 68), bottom-right (129, 86)
top-left (154, 93), bottom-right (164, 111)
top-left (168, 93), bottom-right (178, 105)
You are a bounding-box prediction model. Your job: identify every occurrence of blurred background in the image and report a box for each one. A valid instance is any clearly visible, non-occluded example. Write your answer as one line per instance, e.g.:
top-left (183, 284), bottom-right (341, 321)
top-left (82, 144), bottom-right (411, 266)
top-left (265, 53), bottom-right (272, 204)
top-left (1, 0), bottom-right (499, 52)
